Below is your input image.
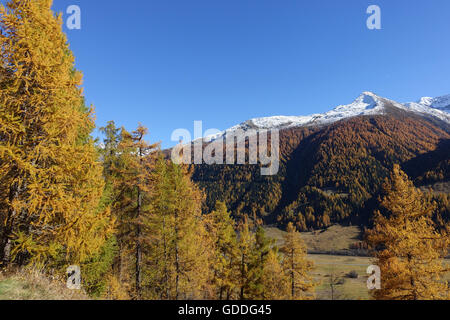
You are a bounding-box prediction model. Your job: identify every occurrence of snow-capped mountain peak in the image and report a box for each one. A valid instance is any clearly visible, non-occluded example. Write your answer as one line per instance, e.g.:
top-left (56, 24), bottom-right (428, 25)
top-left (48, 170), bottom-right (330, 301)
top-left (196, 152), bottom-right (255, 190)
top-left (432, 95), bottom-right (450, 111)
top-left (403, 94), bottom-right (450, 120)
top-left (353, 91), bottom-right (382, 106)
top-left (202, 92), bottom-right (449, 142)
top-left (330, 91), bottom-right (387, 114)
top-left (413, 94), bottom-right (450, 112)
top-left (239, 91), bottom-right (391, 131)
top-left (418, 97), bottom-right (434, 106)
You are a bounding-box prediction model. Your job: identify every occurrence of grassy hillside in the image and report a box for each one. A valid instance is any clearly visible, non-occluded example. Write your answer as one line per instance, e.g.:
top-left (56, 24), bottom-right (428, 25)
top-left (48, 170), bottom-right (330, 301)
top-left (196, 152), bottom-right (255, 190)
top-left (265, 224), bottom-right (365, 255)
top-left (0, 270), bottom-right (89, 300)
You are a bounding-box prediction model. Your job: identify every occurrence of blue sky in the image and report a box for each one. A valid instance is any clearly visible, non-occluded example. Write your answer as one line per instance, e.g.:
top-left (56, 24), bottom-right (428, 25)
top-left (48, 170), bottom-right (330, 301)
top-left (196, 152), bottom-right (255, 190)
top-left (46, 0), bottom-right (450, 147)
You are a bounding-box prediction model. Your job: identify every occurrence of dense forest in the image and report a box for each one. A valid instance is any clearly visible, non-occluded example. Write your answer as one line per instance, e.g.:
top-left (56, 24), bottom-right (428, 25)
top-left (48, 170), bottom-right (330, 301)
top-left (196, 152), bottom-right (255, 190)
top-left (0, 0), bottom-right (448, 300)
top-left (192, 113), bottom-right (450, 231)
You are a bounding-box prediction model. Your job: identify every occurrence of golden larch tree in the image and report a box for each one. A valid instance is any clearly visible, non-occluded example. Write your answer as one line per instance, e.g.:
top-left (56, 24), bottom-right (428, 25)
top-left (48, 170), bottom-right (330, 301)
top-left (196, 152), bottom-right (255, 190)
top-left (109, 125), bottom-right (158, 299)
top-left (260, 248), bottom-right (289, 300)
top-left (366, 165), bottom-right (449, 300)
top-left (236, 218), bottom-right (260, 300)
top-left (280, 223), bottom-right (316, 300)
top-left (0, 0), bottom-right (111, 266)
top-left (204, 201), bottom-right (239, 300)
top-left (144, 158), bottom-right (213, 300)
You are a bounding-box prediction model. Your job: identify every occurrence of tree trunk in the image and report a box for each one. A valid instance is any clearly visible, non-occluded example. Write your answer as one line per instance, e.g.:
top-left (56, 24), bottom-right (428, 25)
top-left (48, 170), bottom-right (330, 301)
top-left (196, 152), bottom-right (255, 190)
top-left (174, 209), bottom-right (180, 300)
top-left (0, 184), bottom-right (19, 266)
top-left (0, 236), bottom-right (12, 266)
top-left (240, 253), bottom-right (245, 300)
top-left (408, 255), bottom-right (418, 300)
top-left (291, 249), bottom-right (295, 299)
top-left (162, 216), bottom-right (169, 300)
top-left (135, 147), bottom-right (143, 299)
top-left (135, 222), bottom-right (142, 299)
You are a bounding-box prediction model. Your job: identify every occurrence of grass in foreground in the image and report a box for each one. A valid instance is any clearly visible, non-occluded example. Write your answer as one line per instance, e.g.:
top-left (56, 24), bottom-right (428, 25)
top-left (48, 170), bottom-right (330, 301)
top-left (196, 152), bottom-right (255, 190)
top-left (0, 269), bottom-right (89, 300)
top-left (309, 254), bottom-right (373, 300)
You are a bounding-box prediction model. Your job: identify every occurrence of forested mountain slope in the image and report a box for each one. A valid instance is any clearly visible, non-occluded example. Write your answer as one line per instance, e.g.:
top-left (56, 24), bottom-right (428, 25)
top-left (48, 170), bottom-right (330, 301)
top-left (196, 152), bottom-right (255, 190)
top-left (191, 96), bottom-right (450, 231)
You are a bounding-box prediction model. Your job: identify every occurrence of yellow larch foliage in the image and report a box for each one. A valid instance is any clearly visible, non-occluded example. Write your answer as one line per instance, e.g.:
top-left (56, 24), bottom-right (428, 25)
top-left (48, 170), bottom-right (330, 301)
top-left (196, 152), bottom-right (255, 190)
top-left (204, 201), bottom-right (239, 300)
top-left (144, 158), bottom-right (213, 300)
top-left (0, 0), bottom-right (112, 265)
top-left (366, 165), bottom-right (449, 300)
top-left (260, 249), bottom-right (289, 300)
top-left (281, 223), bottom-right (316, 300)
top-left (109, 125), bottom-right (158, 299)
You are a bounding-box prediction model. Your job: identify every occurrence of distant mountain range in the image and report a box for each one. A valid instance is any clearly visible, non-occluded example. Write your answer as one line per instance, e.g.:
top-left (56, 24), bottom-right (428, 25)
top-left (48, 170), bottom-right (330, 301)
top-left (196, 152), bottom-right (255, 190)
top-left (202, 92), bottom-right (450, 142)
top-left (406, 94), bottom-right (450, 113)
top-left (190, 92), bottom-right (450, 230)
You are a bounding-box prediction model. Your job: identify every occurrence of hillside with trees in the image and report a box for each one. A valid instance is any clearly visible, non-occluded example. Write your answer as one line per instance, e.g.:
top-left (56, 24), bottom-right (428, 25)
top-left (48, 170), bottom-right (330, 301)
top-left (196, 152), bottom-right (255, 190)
top-left (191, 113), bottom-right (450, 231)
top-left (0, 0), bottom-right (448, 301)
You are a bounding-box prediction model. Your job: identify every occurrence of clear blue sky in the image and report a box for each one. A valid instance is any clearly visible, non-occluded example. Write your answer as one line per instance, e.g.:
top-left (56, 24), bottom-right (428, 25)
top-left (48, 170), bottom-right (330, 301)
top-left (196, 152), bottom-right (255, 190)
top-left (47, 0), bottom-right (450, 147)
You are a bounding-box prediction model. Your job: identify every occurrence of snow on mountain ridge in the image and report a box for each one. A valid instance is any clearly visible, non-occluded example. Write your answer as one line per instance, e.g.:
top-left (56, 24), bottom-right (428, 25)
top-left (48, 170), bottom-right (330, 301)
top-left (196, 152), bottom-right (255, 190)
top-left (404, 94), bottom-right (450, 120)
top-left (203, 92), bottom-right (449, 142)
top-left (432, 95), bottom-right (450, 111)
top-left (414, 95), bottom-right (450, 111)
top-left (227, 92), bottom-right (389, 130)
